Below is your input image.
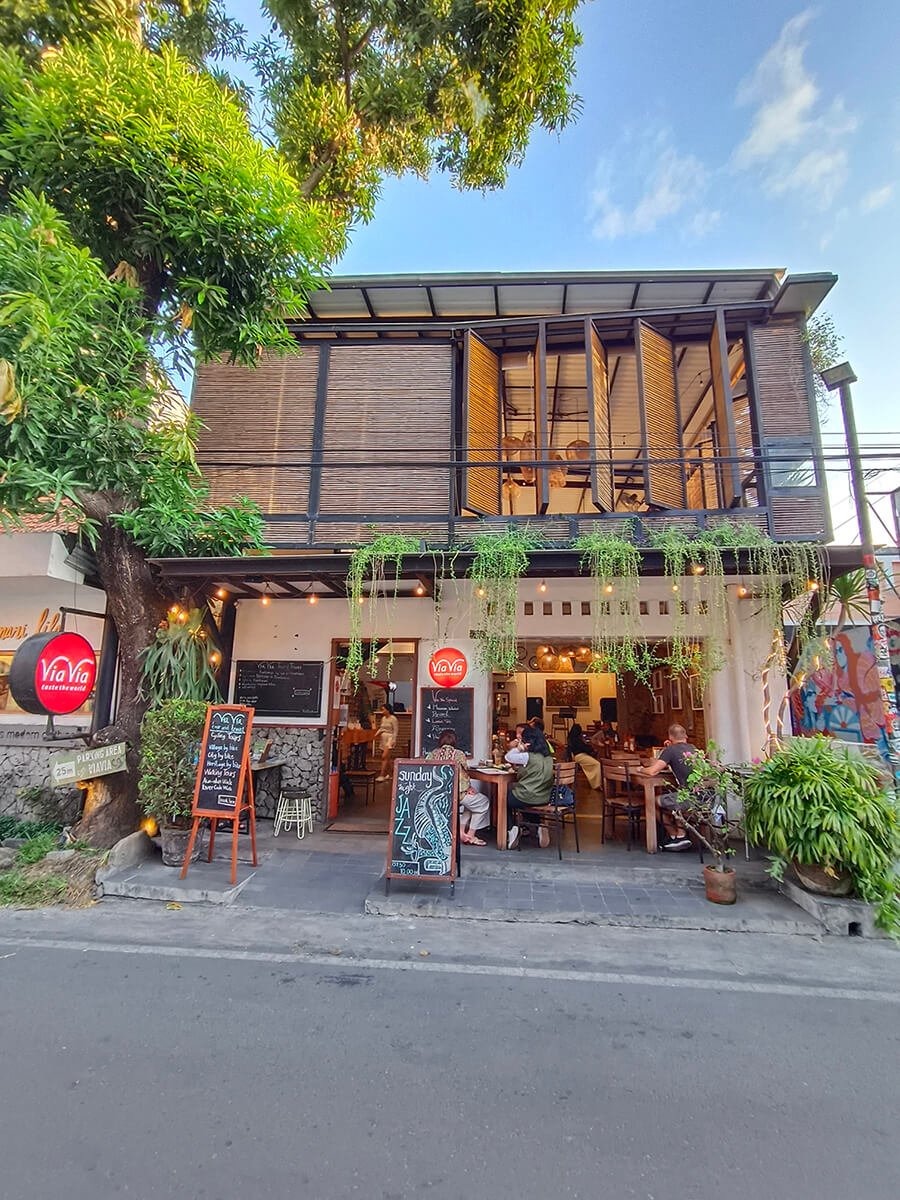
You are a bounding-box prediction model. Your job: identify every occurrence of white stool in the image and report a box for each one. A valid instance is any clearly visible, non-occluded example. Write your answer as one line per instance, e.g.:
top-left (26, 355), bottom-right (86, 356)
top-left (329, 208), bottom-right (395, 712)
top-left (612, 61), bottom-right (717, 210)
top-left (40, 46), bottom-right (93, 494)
top-left (274, 790), bottom-right (314, 838)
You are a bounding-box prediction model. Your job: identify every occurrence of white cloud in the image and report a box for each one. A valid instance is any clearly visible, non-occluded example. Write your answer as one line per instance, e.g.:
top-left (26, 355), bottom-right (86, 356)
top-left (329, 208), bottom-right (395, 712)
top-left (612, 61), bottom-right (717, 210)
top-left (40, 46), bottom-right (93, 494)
top-left (733, 9), bottom-right (856, 209)
top-left (860, 183), bottom-right (894, 213)
top-left (589, 131), bottom-right (711, 240)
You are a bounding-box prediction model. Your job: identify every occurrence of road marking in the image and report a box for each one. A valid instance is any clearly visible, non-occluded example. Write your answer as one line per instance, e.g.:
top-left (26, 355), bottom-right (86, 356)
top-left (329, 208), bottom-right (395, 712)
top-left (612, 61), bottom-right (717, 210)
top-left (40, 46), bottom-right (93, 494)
top-left (0, 935), bottom-right (896, 1002)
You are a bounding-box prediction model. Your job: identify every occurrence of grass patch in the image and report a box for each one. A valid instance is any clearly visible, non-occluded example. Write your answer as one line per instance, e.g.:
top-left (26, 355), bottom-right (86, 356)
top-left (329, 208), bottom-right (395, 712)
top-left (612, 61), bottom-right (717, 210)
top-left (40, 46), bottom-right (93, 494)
top-left (16, 831), bottom-right (60, 865)
top-left (0, 871), bottom-right (67, 907)
top-left (0, 816), bottom-right (63, 841)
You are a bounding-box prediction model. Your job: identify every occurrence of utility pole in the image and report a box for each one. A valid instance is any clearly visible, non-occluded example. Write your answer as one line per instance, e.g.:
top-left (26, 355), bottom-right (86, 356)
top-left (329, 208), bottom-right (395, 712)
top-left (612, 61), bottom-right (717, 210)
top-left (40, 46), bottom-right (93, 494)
top-left (821, 362), bottom-right (900, 784)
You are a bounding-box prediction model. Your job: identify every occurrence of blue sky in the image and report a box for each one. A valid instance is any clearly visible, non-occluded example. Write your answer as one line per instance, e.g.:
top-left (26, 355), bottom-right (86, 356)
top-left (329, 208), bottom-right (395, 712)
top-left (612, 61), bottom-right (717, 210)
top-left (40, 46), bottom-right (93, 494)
top-left (228, 1), bottom-right (900, 539)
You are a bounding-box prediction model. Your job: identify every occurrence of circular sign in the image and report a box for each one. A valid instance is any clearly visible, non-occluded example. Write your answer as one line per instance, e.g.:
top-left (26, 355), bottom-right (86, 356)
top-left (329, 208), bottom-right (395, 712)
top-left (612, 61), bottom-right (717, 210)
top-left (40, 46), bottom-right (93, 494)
top-left (428, 647), bottom-right (467, 688)
top-left (8, 631), bottom-right (97, 716)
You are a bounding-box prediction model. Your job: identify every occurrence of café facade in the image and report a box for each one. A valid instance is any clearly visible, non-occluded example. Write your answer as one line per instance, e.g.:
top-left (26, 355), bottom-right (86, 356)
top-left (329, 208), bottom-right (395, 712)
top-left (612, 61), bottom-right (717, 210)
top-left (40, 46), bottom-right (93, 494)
top-left (150, 268), bottom-right (860, 842)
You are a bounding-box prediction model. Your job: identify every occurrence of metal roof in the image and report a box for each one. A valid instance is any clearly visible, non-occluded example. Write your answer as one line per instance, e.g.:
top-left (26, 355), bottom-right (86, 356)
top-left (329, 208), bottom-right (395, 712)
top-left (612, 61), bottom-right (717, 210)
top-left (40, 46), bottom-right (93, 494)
top-left (303, 268), bottom-right (837, 324)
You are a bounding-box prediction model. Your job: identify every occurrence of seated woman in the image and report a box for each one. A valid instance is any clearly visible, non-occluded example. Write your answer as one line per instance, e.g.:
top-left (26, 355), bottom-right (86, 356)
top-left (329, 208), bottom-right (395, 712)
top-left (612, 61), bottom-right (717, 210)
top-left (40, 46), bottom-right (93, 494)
top-left (426, 729), bottom-right (490, 846)
top-left (504, 724), bottom-right (555, 850)
top-left (566, 722), bottom-right (602, 791)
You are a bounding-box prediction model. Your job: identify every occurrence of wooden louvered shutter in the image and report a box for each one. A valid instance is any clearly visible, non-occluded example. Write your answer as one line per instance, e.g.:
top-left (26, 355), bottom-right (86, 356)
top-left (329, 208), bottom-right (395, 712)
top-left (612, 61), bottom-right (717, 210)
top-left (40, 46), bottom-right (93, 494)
top-left (193, 349), bottom-right (319, 514)
top-left (709, 311), bottom-right (740, 508)
top-left (585, 320), bottom-right (613, 512)
top-left (462, 332), bottom-right (501, 514)
top-left (636, 321), bottom-right (686, 509)
top-left (319, 345), bottom-right (452, 515)
top-left (534, 326), bottom-right (549, 513)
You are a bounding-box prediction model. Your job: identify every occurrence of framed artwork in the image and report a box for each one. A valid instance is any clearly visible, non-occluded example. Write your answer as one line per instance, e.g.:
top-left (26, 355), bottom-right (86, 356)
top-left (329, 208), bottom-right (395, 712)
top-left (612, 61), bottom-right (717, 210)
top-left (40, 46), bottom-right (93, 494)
top-left (651, 669), bottom-right (663, 693)
top-left (689, 676), bottom-right (704, 711)
top-left (651, 692), bottom-right (665, 715)
top-left (669, 678), bottom-right (683, 711)
top-left (546, 679), bottom-right (590, 709)
top-left (494, 690), bottom-right (510, 718)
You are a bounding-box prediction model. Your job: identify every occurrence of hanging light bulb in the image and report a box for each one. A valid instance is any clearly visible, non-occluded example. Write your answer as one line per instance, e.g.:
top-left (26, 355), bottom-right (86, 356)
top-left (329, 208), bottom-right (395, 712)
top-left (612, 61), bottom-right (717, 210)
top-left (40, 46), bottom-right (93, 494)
top-left (357, 594), bottom-right (365, 605)
top-left (807, 580), bottom-right (819, 592)
top-left (216, 588), bottom-right (227, 599)
top-left (671, 583), bottom-right (680, 593)
top-left (691, 563), bottom-right (705, 576)
top-left (308, 592), bottom-right (319, 605)
top-left (538, 580), bottom-right (548, 593)
top-left (168, 604), bottom-right (179, 616)
top-left (260, 582), bottom-right (271, 606)
top-left (604, 583), bottom-right (614, 594)
top-left (737, 584), bottom-right (749, 599)
top-left (476, 586), bottom-right (486, 598)
top-left (177, 609), bottom-right (188, 623)
top-left (415, 584), bottom-right (425, 596)
top-left (209, 651), bottom-right (221, 666)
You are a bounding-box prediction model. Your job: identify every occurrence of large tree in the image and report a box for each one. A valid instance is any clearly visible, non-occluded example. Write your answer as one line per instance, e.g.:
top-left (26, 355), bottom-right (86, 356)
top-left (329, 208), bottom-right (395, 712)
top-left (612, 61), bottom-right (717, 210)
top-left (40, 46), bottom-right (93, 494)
top-left (0, 3), bottom-right (583, 845)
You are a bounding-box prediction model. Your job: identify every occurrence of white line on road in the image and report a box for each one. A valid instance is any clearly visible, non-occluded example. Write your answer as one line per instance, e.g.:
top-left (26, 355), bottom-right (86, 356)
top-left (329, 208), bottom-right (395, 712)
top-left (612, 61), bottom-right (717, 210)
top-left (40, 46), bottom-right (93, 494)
top-left (1, 934), bottom-right (897, 1002)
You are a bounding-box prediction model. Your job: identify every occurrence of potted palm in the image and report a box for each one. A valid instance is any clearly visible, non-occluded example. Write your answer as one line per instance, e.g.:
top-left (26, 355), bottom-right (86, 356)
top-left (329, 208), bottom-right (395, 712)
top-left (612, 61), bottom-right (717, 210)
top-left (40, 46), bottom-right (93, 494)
top-left (675, 745), bottom-right (744, 905)
top-left (744, 735), bottom-right (900, 934)
top-left (138, 699), bottom-right (208, 866)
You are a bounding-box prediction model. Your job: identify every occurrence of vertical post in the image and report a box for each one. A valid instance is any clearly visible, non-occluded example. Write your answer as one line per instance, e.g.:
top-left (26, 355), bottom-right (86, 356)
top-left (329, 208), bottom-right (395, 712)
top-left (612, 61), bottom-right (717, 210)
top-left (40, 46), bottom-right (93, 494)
top-left (91, 615), bottom-right (119, 735)
top-left (837, 379), bottom-right (900, 783)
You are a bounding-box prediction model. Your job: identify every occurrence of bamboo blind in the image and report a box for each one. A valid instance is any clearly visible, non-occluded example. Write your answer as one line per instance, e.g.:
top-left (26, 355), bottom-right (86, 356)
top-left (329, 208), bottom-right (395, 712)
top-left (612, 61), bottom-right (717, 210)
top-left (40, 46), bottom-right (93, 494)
top-left (193, 350), bottom-right (319, 514)
top-left (463, 332), bottom-right (501, 514)
top-left (534, 330), bottom-right (549, 512)
top-left (749, 321), bottom-right (813, 439)
top-left (709, 313), bottom-right (739, 508)
top-left (318, 345), bottom-right (452, 514)
top-left (586, 321), bottom-right (613, 511)
top-left (636, 321), bottom-right (685, 509)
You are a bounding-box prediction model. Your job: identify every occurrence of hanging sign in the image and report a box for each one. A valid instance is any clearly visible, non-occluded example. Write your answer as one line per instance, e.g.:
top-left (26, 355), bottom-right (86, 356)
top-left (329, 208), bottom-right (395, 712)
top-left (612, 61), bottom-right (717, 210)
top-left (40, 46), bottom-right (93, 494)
top-left (8, 631), bottom-right (97, 716)
top-left (427, 647), bottom-right (467, 688)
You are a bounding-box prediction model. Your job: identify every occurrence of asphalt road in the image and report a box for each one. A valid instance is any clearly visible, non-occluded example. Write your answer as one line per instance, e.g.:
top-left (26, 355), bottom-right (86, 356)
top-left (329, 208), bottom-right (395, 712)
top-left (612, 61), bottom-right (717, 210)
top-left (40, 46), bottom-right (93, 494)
top-left (1, 908), bottom-right (898, 1200)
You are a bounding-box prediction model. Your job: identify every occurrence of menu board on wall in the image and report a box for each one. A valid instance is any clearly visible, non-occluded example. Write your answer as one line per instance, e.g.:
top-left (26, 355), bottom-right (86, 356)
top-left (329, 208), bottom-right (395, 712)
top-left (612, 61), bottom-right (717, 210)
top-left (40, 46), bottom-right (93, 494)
top-left (418, 687), bottom-right (474, 755)
top-left (233, 660), bottom-right (323, 718)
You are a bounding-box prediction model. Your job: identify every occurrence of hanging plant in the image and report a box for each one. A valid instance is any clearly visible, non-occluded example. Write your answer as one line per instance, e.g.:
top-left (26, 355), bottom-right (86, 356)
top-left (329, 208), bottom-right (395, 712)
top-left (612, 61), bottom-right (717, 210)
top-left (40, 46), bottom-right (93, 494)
top-left (345, 530), bottom-right (420, 684)
top-left (141, 607), bottom-right (220, 705)
top-left (647, 525), bottom-right (708, 678)
top-left (467, 525), bottom-right (542, 673)
top-left (429, 545), bottom-right (462, 647)
top-left (573, 525), bottom-right (652, 683)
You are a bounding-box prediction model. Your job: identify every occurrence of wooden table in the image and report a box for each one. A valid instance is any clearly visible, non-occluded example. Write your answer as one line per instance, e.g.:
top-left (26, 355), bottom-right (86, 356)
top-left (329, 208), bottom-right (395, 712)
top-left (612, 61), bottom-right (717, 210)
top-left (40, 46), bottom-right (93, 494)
top-left (598, 761), bottom-right (674, 853)
top-left (468, 767), bottom-right (516, 850)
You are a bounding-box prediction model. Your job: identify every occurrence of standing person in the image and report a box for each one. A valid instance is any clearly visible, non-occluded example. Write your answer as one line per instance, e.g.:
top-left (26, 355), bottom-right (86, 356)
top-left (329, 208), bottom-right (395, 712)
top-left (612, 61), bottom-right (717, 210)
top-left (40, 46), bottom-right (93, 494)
top-left (375, 704), bottom-right (399, 782)
top-left (505, 723), bottom-right (554, 850)
top-left (427, 729), bottom-right (490, 846)
top-left (635, 723), bottom-right (698, 850)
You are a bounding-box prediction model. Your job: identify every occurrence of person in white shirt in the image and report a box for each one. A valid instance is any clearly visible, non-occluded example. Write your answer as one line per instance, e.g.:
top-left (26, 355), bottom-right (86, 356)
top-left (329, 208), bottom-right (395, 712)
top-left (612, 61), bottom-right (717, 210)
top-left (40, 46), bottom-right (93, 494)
top-left (376, 705), bottom-right (399, 781)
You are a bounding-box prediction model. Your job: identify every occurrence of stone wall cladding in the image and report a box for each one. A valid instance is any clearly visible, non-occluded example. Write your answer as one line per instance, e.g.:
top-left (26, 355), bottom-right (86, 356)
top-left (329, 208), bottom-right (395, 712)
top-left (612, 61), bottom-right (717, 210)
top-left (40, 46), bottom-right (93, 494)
top-left (0, 727), bottom-right (82, 822)
top-left (254, 725), bottom-right (326, 823)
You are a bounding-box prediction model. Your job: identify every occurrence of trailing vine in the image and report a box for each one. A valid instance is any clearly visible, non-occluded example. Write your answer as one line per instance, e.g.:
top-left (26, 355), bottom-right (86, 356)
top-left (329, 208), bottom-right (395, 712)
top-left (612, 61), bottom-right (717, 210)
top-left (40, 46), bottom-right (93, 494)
top-left (573, 526), bottom-right (652, 683)
top-left (467, 525), bottom-right (543, 673)
top-left (345, 530), bottom-right (420, 684)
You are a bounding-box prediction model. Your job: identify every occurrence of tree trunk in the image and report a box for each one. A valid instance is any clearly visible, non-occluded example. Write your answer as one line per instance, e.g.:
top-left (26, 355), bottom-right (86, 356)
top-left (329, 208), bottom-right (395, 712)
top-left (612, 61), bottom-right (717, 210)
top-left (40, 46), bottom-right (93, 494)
top-left (73, 516), bottom-right (168, 848)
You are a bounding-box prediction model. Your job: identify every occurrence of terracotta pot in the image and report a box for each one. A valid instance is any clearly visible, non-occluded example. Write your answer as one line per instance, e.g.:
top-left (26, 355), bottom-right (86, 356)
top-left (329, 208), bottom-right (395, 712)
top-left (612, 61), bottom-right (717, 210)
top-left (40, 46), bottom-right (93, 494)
top-left (792, 861), bottom-right (853, 897)
top-left (704, 865), bottom-right (737, 905)
top-left (160, 825), bottom-right (200, 868)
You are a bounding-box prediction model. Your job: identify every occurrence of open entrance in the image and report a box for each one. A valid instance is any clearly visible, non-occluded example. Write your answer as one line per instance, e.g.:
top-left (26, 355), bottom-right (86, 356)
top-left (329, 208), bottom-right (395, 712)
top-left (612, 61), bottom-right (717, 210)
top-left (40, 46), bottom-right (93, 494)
top-left (326, 638), bottom-right (418, 834)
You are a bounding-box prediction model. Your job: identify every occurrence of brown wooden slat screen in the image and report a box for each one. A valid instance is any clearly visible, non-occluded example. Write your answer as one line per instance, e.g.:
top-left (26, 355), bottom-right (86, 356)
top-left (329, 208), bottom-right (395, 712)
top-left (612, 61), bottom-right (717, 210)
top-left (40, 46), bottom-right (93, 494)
top-left (534, 328), bottom-right (549, 513)
top-left (709, 311), bottom-right (740, 508)
top-left (749, 320), bottom-right (813, 439)
top-left (586, 320), bottom-right (613, 511)
top-left (771, 495), bottom-right (828, 540)
top-left (193, 350), bottom-right (320, 514)
top-left (636, 321), bottom-right (686, 508)
top-left (462, 332), bottom-right (501, 514)
top-left (319, 345), bottom-right (452, 514)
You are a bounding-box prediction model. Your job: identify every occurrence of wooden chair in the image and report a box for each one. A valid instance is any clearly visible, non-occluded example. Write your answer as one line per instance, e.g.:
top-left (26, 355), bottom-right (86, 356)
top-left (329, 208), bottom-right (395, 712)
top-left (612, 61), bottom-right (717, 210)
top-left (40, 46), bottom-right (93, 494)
top-left (599, 760), bottom-right (645, 851)
top-left (511, 760), bottom-right (579, 860)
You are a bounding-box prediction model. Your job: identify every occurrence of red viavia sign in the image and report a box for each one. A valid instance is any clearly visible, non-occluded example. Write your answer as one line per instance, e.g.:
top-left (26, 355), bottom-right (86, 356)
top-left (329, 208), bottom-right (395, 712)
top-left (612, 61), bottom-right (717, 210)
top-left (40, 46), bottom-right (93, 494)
top-left (9, 631), bottom-right (97, 716)
top-left (428, 647), bottom-right (467, 688)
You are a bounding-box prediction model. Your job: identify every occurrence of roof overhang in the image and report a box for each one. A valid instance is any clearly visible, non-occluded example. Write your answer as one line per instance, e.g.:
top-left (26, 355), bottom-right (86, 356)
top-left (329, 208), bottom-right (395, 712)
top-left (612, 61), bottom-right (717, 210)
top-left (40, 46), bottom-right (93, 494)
top-left (770, 273), bottom-right (837, 318)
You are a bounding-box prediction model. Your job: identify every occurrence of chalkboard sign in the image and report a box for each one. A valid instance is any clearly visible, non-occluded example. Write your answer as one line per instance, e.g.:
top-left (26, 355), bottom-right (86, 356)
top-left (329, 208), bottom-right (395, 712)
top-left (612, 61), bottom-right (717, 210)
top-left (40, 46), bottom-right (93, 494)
top-left (192, 705), bottom-right (254, 816)
top-left (419, 687), bottom-right (474, 756)
top-left (233, 660), bottom-right (323, 718)
top-left (386, 759), bottom-right (459, 888)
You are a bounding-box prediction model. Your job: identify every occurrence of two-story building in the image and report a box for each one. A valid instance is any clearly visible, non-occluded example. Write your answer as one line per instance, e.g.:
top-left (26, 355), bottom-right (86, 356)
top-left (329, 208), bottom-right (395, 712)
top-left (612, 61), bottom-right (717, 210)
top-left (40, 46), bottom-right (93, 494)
top-left (153, 269), bottom-right (861, 837)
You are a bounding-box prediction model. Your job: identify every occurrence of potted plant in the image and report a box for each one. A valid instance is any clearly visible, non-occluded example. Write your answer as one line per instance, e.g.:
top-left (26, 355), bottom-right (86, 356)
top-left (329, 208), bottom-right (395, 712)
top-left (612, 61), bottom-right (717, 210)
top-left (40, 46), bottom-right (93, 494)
top-left (138, 699), bottom-right (208, 866)
top-left (676, 745), bottom-right (744, 905)
top-left (743, 735), bottom-right (900, 933)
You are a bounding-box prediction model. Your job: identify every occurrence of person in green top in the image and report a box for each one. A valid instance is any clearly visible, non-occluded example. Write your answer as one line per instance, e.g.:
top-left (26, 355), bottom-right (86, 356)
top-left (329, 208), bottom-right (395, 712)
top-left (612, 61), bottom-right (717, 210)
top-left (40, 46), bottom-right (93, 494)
top-left (505, 723), bottom-right (555, 850)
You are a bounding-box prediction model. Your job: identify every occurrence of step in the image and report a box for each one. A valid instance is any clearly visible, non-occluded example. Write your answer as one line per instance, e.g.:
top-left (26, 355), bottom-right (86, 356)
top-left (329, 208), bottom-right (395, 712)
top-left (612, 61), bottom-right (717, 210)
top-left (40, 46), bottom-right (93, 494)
top-left (98, 858), bottom-right (255, 905)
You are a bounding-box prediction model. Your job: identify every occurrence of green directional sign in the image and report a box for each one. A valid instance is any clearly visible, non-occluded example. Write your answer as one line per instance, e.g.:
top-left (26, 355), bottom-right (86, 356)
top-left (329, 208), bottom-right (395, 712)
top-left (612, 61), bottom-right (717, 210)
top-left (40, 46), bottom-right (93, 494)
top-left (49, 742), bottom-right (127, 788)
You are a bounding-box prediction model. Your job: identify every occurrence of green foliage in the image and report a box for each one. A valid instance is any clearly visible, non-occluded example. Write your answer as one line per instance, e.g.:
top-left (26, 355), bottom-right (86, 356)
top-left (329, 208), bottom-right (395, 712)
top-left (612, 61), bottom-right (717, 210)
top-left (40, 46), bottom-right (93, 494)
top-left (138, 697), bottom-right (208, 826)
top-left (675, 742), bottom-right (744, 871)
top-left (141, 607), bottom-right (220, 704)
top-left (0, 869), bottom-right (67, 906)
top-left (0, 815), bottom-right (62, 840)
top-left (468, 525), bottom-right (543, 673)
top-left (0, 193), bottom-right (266, 558)
top-left (803, 312), bottom-right (843, 413)
top-left (573, 525), bottom-right (652, 681)
top-left (0, 36), bottom-right (334, 367)
top-left (826, 569), bottom-right (869, 629)
top-left (257, 0), bottom-right (583, 227)
top-left (14, 829), bottom-right (59, 864)
top-left (345, 529), bottom-right (421, 683)
top-left (744, 736), bottom-right (900, 933)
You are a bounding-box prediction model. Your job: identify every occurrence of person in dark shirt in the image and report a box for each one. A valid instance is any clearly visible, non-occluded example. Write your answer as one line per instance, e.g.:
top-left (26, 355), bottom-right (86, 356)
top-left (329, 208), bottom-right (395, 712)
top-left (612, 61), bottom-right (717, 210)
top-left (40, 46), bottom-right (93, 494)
top-left (567, 723), bottom-right (598, 761)
top-left (636, 724), bottom-right (698, 850)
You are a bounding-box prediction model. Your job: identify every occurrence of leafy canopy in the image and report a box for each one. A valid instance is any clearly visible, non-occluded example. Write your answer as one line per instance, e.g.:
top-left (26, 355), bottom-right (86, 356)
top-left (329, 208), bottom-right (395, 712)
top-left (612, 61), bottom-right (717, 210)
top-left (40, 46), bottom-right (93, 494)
top-left (0, 36), bottom-right (336, 368)
top-left (0, 192), bottom-right (264, 556)
top-left (256, 0), bottom-right (583, 225)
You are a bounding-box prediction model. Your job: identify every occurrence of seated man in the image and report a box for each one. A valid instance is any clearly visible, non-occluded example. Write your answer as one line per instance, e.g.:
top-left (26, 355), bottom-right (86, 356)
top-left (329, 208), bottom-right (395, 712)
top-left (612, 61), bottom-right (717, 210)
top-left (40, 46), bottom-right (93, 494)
top-left (635, 723), bottom-right (699, 851)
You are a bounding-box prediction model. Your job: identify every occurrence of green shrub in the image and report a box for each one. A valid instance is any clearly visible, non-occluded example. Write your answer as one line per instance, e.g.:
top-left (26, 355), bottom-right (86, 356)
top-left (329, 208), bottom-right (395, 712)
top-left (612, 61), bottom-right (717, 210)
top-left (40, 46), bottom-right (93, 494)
top-left (138, 699), bottom-right (208, 828)
top-left (15, 831), bottom-right (60, 865)
top-left (744, 736), bottom-right (900, 933)
top-left (0, 816), bottom-right (62, 841)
